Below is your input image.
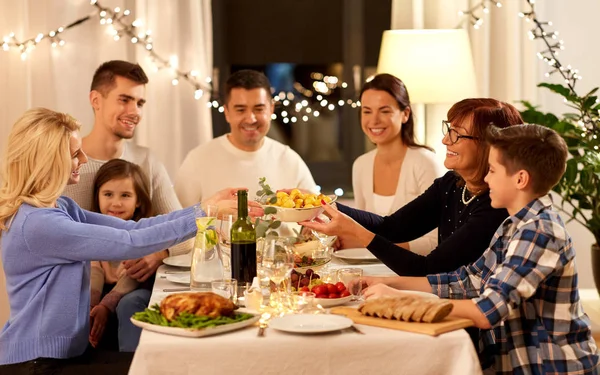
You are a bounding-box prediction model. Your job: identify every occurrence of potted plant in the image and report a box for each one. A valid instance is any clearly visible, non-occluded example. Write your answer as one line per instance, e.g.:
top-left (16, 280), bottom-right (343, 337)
top-left (520, 83), bottom-right (600, 293)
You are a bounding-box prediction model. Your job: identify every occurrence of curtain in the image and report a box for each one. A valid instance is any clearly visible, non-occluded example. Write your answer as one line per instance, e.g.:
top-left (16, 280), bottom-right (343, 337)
top-left (0, 0), bottom-right (212, 326)
top-left (0, 0), bottom-right (213, 177)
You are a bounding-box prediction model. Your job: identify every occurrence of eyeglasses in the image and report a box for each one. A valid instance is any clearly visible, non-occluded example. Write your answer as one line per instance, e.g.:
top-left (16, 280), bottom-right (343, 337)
top-left (442, 120), bottom-right (479, 145)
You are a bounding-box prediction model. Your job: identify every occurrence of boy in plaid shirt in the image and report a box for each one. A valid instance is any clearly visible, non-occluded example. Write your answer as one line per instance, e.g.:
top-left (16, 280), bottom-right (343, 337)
top-left (359, 124), bottom-right (599, 374)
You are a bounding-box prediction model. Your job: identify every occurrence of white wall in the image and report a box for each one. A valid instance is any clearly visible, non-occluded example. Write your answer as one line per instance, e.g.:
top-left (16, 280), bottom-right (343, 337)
top-left (534, 0), bottom-right (600, 290)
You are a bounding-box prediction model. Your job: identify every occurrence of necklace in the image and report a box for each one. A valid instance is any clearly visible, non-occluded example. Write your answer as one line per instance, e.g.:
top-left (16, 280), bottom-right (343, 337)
top-left (461, 185), bottom-right (478, 205)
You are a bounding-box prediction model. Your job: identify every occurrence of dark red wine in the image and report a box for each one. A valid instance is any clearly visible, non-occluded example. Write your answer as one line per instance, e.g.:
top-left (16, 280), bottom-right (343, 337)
top-left (231, 241), bottom-right (257, 284)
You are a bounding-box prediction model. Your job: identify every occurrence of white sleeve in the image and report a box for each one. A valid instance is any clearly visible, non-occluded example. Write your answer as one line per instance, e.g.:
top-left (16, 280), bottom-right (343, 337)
top-left (174, 149), bottom-right (204, 208)
top-left (352, 157), bottom-right (366, 210)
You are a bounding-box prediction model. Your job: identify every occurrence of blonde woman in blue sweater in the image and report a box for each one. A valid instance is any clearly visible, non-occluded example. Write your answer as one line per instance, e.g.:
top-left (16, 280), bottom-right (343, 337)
top-left (0, 108), bottom-right (260, 373)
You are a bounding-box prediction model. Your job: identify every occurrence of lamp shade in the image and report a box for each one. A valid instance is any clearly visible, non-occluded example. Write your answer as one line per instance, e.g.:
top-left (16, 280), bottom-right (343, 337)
top-left (377, 29), bottom-right (477, 104)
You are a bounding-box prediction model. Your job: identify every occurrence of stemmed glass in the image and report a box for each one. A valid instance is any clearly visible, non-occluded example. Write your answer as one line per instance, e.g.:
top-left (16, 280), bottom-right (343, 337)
top-left (217, 214), bottom-right (236, 278)
top-left (258, 237), bottom-right (295, 313)
top-left (310, 214), bottom-right (337, 274)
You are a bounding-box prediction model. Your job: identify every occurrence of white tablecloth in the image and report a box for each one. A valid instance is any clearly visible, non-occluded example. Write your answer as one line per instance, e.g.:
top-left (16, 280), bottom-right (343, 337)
top-left (129, 260), bottom-right (483, 375)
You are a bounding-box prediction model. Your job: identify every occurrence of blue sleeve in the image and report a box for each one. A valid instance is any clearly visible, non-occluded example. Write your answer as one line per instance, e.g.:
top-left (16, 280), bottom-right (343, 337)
top-left (58, 196), bottom-right (198, 229)
top-left (21, 208), bottom-right (198, 263)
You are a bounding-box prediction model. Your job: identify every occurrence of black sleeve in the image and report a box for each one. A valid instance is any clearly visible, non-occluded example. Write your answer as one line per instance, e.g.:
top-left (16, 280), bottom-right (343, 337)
top-left (366, 202), bottom-right (508, 276)
top-left (338, 175), bottom-right (442, 243)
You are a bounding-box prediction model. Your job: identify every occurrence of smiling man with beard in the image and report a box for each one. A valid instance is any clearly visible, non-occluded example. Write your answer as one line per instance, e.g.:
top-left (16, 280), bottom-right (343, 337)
top-left (63, 60), bottom-right (192, 352)
top-left (175, 69), bottom-right (316, 207)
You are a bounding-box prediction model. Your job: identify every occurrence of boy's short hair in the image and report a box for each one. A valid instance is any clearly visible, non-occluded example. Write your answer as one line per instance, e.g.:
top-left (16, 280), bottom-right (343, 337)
top-left (223, 70), bottom-right (271, 105)
top-left (486, 124), bottom-right (568, 194)
top-left (90, 60), bottom-right (149, 96)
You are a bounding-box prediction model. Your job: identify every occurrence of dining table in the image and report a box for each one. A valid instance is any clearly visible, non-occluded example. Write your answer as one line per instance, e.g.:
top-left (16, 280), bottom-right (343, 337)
top-left (128, 254), bottom-right (483, 375)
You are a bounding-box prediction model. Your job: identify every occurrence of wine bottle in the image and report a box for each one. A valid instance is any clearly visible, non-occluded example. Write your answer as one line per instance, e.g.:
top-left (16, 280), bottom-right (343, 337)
top-left (230, 190), bottom-right (257, 284)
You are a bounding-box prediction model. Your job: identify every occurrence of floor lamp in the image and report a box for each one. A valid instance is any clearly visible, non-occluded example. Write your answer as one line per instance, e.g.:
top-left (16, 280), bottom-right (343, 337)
top-left (376, 29), bottom-right (477, 149)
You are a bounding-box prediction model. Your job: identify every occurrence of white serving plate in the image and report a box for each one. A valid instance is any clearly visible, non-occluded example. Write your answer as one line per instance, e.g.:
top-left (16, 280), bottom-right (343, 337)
top-left (163, 253), bottom-right (192, 268)
top-left (130, 313), bottom-right (260, 338)
top-left (333, 248), bottom-right (378, 261)
top-left (269, 313), bottom-right (353, 334)
top-left (166, 273), bottom-right (190, 285)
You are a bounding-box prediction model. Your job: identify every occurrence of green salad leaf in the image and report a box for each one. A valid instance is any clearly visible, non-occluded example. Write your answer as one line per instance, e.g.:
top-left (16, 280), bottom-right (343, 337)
top-left (132, 304), bottom-right (255, 329)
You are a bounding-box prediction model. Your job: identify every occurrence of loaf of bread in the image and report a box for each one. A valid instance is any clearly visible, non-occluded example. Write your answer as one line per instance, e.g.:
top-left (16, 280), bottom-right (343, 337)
top-left (358, 296), bottom-right (453, 323)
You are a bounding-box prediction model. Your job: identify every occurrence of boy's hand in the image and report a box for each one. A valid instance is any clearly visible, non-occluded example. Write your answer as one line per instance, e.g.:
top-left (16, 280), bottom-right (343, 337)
top-left (89, 304), bottom-right (110, 347)
top-left (362, 284), bottom-right (406, 300)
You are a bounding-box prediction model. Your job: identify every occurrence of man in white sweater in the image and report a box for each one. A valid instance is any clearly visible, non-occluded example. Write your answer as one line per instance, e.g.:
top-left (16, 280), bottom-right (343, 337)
top-left (63, 60), bottom-right (191, 351)
top-left (175, 70), bottom-right (317, 207)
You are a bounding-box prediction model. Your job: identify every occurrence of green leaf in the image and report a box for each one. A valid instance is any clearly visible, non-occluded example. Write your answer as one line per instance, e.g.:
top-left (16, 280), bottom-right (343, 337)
top-left (564, 159), bottom-right (578, 185)
top-left (269, 196), bottom-right (277, 204)
top-left (269, 220), bottom-right (282, 229)
top-left (264, 206), bottom-right (277, 215)
top-left (539, 83), bottom-right (577, 102)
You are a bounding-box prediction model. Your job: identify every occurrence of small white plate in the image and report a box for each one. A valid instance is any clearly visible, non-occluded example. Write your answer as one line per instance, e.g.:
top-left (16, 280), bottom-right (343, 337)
top-left (166, 273), bottom-right (190, 285)
top-left (315, 295), bottom-right (354, 308)
top-left (269, 314), bottom-right (353, 334)
top-left (333, 248), bottom-right (378, 261)
top-left (163, 253), bottom-right (191, 268)
top-left (130, 314), bottom-right (260, 338)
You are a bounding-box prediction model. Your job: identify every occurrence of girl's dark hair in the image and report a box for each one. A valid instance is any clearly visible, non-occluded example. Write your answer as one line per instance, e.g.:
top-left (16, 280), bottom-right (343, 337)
top-left (91, 159), bottom-right (153, 221)
top-left (359, 73), bottom-right (433, 151)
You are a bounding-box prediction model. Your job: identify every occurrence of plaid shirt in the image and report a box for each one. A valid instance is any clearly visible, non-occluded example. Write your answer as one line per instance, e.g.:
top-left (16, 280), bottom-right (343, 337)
top-left (428, 195), bottom-right (599, 374)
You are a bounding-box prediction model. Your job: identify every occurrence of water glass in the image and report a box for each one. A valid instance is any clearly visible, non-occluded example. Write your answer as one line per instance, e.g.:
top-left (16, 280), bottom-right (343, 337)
top-left (337, 268), bottom-right (364, 299)
top-left (290, 291), bottom-right (316, 314)
top-left (190, 205), bottom-right (223, 291)
top-left (211, 278), bottom-right (237, 304)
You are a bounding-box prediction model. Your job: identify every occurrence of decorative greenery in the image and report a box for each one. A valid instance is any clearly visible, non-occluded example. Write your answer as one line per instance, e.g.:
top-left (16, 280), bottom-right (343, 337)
top-left (254, 177), bottom-right (281, 238)
top-left (520, 83), bottom-right (600, 245)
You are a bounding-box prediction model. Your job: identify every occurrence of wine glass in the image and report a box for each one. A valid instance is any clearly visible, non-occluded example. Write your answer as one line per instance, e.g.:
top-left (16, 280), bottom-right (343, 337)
top-left (218, 214), bottom-right (236, 278)
top-left (310, 214), bottom-right (337, 272)
top-left (258, 237), bottom-right (294, 311)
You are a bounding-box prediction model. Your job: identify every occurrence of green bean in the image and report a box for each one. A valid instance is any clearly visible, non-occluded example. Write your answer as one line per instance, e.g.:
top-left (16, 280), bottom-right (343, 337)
top-left (132, 304), bottom-right (254, 329)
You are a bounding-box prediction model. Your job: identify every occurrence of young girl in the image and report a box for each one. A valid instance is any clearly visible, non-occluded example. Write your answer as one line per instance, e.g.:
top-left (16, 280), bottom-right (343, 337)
top-left (88, 159), bottom-right (153, 350)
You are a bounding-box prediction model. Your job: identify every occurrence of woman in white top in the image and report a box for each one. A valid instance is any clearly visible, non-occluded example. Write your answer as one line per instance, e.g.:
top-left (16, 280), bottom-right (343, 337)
top-left (352, 74), bottom-right (444, 255)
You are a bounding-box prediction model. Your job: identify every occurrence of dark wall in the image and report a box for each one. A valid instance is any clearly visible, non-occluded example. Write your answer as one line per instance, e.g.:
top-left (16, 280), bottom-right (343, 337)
top-left (215, 0), bottom-right (391, 66)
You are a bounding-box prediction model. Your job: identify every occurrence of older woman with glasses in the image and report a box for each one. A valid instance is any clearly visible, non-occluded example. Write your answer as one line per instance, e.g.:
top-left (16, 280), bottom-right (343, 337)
top-left (302, 98), bottom-right (523, 277)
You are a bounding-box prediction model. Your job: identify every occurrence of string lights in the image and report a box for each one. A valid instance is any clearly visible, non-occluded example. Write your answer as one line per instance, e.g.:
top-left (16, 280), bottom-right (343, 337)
top-left (1, 0), bottom-right (354, 119)
top-left (456, 0), bottom-right (503, 29)
top-left (459, 0), bottom-right (597, 135)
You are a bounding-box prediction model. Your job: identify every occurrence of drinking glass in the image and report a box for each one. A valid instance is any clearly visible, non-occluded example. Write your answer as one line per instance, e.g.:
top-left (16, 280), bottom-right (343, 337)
top-left (211, 278), bottom-right (237, 304)
top-left (218, 214), bottom-right (236, 278)
top-left (258, 237), bottom-right (294, 311)
top-left (290, 291), bottom-right (316, 314)
top-left (337, 268), bottom-right (364, 301)
top-left (191, 205), bottom-right (223, 291)
top-left (310, 214), bottom-right (337, 272)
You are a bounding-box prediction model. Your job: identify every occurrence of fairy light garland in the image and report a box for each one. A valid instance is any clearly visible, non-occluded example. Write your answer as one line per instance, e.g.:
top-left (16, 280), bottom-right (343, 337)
top-left (456, 0), bottom-right (503, 29)
top-left (459, 0), bottom-right (598, 133)
top-left (1, 0), bottom-right (354, 119)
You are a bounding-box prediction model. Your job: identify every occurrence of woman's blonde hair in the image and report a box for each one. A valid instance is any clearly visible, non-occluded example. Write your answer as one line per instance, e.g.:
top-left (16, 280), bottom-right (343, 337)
top-left (0, 108), bottom-right (80, 231)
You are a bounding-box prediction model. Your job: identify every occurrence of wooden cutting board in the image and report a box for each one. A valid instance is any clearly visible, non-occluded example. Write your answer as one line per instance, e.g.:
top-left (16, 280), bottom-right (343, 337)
top-left (330, 306), bottom-right (474, 336)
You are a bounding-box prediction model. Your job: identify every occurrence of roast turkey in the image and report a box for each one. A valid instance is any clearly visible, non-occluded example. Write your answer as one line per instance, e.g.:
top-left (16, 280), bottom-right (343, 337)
top-left (159, 292), bottom-right (235, 321)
